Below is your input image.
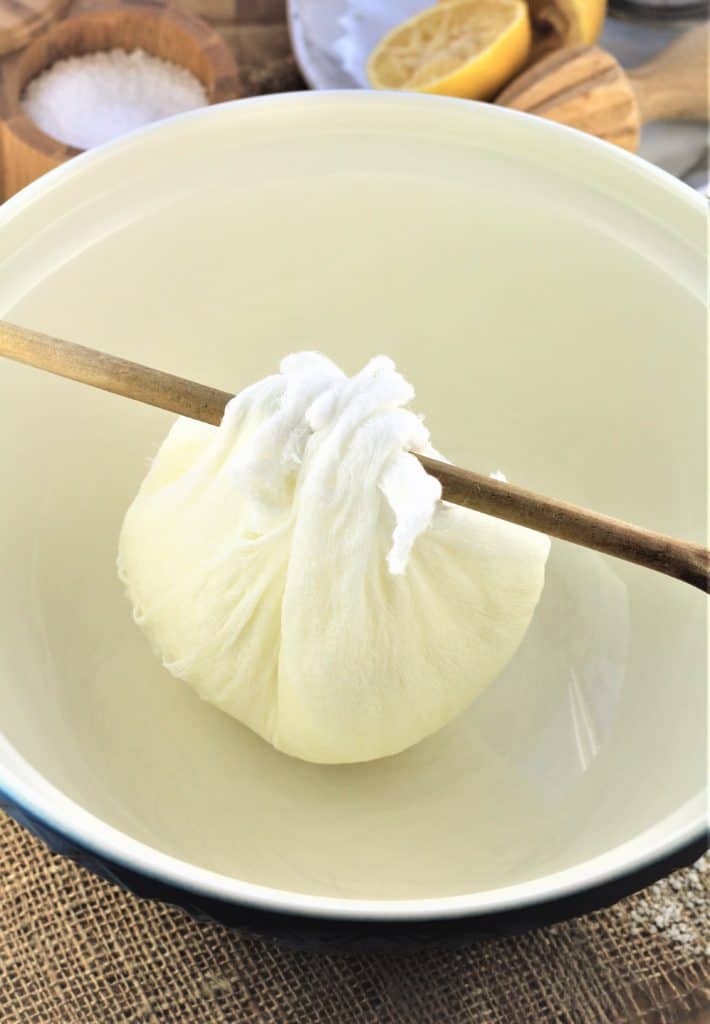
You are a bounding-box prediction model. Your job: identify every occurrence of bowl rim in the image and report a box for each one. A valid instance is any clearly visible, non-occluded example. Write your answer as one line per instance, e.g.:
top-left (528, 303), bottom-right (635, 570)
top-left (0, 89), bottom-right (706, 922)
top-left (1, 764), bottom-right (705, 922)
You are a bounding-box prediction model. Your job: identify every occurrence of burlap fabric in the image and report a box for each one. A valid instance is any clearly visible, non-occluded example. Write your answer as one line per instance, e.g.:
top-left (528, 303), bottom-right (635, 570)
top-left (1, 812), bottom-right (708, 1023)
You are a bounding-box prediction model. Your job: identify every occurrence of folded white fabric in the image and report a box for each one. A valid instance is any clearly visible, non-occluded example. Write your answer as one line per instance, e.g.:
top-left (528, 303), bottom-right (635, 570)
top-left (118, 353), bottom-right (549, 763)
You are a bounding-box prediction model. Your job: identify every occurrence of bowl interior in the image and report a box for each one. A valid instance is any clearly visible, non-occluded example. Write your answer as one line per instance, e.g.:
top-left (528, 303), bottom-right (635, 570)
top-left (0, 95), bottom-right (705, 905)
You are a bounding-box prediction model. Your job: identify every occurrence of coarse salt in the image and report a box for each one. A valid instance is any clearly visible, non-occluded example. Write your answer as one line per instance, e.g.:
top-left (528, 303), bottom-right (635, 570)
top-left (21, 48), bottom-right (208, 151)
top-left (624, 853), bottom-right (709, 956)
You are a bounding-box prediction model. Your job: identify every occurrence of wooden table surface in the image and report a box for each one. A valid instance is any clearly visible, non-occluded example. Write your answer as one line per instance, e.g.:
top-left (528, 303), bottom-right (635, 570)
top-left (174, 0), bottom-right (304, 94)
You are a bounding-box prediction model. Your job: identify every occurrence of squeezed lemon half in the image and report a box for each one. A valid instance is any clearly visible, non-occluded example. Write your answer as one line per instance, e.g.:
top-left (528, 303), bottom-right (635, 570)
top-left (367, 0), bottom-right (532, 101)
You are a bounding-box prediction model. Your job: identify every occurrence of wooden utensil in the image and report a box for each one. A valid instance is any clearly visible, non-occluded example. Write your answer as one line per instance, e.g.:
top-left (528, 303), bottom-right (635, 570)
top-left (496, 25), bottom-right (709, 151)
top-left (0, 0), bottom-right (242, 200)
top-left (1, 320), bottom-right (707, 592)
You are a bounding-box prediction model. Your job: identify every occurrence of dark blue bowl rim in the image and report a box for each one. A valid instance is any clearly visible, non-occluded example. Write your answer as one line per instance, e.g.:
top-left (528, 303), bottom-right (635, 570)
top-left (1, 784), bottom-right (706, 952)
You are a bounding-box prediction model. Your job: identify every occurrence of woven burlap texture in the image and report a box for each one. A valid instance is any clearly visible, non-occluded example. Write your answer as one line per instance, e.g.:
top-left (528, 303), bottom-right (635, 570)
top-left (1, 812), bottom-right (708, 1024)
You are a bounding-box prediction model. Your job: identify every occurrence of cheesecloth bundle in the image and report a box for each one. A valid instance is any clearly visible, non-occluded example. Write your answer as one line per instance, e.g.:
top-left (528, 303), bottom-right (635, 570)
top-left (118, 353), bottom-right (549, 763)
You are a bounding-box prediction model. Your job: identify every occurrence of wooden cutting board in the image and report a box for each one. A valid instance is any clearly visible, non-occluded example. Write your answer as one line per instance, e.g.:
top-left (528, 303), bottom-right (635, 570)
top-left (171, 0), bottom-right (301, 94)
top-left (0, 0), bottom-right (71, 56)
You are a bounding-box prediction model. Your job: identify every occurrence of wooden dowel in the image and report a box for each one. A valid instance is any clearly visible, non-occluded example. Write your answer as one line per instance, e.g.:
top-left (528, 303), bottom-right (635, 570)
top-left (0, 320), bottom-right (231, 426)
top-left (1, 320), bottom-right (707, 593)
top-left (419, 456), bottom-right (709, 593)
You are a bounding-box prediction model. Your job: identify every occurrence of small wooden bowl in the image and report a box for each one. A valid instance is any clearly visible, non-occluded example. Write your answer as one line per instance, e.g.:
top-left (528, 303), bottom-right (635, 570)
top-left (0, 0), bottom-right (242, 199)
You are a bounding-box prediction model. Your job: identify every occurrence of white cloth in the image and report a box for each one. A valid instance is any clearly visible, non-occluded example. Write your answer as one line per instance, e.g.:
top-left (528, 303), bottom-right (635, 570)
top-left (119, 354), bottom-right (550, 763)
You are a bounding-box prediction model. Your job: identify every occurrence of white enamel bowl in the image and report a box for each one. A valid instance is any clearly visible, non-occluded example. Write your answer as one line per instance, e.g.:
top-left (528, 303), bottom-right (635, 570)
top-left (0, 93), bottom-right (706, 948)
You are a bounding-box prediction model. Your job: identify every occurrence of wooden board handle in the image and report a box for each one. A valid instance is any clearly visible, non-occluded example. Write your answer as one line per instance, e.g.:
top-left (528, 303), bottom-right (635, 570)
top-left (0, 319), bottom-right (708, 593)
top-left (629, 25), bottom-right (710, 124)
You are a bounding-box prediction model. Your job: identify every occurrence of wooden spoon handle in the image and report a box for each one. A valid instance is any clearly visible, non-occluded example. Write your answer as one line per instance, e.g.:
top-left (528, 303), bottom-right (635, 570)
top-left (421, 456), bottom-right (709, 593)
top-left (628, 25), bottom-right (710, 124)
top-left (0, 318), bottom-right (231, 426)
top-left (1, 320), bottom-right (707, 592)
